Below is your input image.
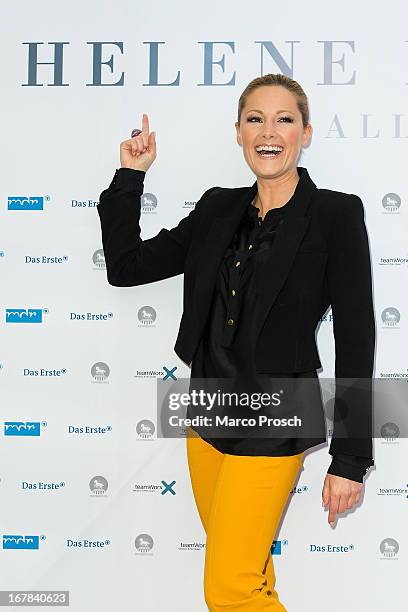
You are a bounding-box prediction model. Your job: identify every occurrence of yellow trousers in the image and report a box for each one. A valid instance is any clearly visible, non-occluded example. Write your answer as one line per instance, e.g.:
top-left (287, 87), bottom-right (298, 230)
top-left (186, 427), bottom-right (304, 611)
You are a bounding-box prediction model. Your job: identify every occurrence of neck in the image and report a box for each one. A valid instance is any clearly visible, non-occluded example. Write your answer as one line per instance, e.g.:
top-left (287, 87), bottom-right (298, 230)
top-left (253, 168), bottom-right (300, 219)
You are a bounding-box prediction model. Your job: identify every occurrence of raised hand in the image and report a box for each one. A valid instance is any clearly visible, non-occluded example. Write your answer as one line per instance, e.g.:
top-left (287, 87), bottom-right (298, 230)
top-left (120, 113), bottom-right (157, 172)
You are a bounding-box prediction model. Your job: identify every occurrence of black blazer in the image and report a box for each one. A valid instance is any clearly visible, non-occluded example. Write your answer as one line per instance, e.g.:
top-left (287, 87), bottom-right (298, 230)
top-left (97, 165), bottom-right (376, 460)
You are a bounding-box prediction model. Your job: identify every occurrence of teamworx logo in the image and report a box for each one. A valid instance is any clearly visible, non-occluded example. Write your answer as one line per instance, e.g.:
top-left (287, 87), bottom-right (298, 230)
top-left (161, 480), bottom-right (176, 495)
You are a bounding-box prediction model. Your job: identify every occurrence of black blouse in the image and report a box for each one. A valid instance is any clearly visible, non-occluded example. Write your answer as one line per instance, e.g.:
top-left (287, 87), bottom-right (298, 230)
top-left (189, 178), bottom-right (373, 483)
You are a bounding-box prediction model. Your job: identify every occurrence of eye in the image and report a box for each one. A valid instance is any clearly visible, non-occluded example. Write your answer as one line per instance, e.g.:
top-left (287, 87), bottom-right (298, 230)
top-left (246, 116), bottom-right (294, 123)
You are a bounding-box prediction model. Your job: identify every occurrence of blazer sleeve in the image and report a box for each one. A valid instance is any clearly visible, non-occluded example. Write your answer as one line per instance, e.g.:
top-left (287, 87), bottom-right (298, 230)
top-left (326, 194), bottom-right (376, 463)
top-left (327, 453), bottom-right (373, 483)
top-left (96, 167), bottom-right (218, 287)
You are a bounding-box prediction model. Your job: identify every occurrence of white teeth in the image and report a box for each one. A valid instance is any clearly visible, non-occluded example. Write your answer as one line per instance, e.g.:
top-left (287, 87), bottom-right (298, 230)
top-left (255, 145), bottom-right (283, 153)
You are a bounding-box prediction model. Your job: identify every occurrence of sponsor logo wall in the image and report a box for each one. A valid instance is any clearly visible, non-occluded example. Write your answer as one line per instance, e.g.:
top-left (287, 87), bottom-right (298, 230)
top-left (1, 1), bottom-right (406, 610)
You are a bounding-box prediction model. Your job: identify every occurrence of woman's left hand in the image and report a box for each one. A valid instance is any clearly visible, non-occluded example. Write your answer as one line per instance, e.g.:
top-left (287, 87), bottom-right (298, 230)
top-left (322, 474), bottom-right (363, 526)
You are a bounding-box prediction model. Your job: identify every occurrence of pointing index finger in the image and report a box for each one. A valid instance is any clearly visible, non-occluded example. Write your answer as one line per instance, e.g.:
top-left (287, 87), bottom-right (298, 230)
top-left (142, 113), bottom-right (149, 136)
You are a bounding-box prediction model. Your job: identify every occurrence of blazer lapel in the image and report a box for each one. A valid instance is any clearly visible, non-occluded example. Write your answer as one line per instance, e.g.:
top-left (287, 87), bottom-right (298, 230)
top-left (192, 166), bottom-right (318, 342)
top-left (192, 184), bottom-right (255, 324)
top-left (253, 213), bottom-right (311, 339)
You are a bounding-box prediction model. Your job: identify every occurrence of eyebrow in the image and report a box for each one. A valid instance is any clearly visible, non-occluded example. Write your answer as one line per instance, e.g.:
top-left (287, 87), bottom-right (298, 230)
top-left (246, 109), bottom-right (294, 114)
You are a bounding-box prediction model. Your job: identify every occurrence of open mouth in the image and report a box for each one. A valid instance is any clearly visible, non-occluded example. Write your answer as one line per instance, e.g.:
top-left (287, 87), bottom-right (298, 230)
top-left (255, 145), bottom-right (284, 159)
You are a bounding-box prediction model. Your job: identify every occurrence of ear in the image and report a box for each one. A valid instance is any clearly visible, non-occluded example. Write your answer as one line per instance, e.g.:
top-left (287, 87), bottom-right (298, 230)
top-left (235, 122), bottom-right (242, 147)
top-left (302, 124), bottom-right (313, 147)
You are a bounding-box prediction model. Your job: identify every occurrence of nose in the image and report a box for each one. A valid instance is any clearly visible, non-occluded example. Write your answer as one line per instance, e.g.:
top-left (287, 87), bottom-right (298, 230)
top-left (259, 122), bottom-right (279, 140)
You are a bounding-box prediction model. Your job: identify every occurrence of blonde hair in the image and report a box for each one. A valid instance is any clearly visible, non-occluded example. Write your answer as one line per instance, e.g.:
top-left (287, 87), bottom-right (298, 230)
top-left (237, 73), bottom-right (310, 128)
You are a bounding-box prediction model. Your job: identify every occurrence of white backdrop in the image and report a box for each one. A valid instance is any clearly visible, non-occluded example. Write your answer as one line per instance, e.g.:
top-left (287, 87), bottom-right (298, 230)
top-left (1, 1), bottom-right (407, 610)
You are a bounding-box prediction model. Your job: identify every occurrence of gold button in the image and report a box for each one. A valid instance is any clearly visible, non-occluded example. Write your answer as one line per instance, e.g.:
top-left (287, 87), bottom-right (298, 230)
top-left (227, 318), bottom-right (234, 325)
top-left (231, 289), bottom-right (236, 296)
top-left (235, 261), bottom-right (241, 267)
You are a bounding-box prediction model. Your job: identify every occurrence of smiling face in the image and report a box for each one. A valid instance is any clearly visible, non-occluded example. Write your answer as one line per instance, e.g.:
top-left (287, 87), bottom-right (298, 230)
top-left (235, 85), bottom-right (312, 179)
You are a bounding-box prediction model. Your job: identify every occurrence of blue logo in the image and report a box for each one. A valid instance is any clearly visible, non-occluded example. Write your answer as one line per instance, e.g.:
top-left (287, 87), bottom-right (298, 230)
top-left (3, 535), bottom-right (42, 549)
top-left (271, 540), bottom-right (285, 555)
top-left (271, 540), bottom-right (289, 555)
top-left (8, 196), bottom-right (45, 211)
top-left (4, 422), bottom-right (42, 436)
top-left (6, 308), bottom-right (45, 323)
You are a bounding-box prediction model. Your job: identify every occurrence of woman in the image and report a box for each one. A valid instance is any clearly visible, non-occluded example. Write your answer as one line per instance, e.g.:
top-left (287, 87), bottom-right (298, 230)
top-left (97, 74), bottom-right (375, 611)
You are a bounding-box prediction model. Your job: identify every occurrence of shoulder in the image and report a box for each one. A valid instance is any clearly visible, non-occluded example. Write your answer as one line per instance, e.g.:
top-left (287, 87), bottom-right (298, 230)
top-left (313, 187), bottom-right (365, 224)
top-left (194, 185), bottom-right (230, 217)
top-left (197, 183), bottom-right (254, 207)
top-left (195, 185), bottom-right (223, 209)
